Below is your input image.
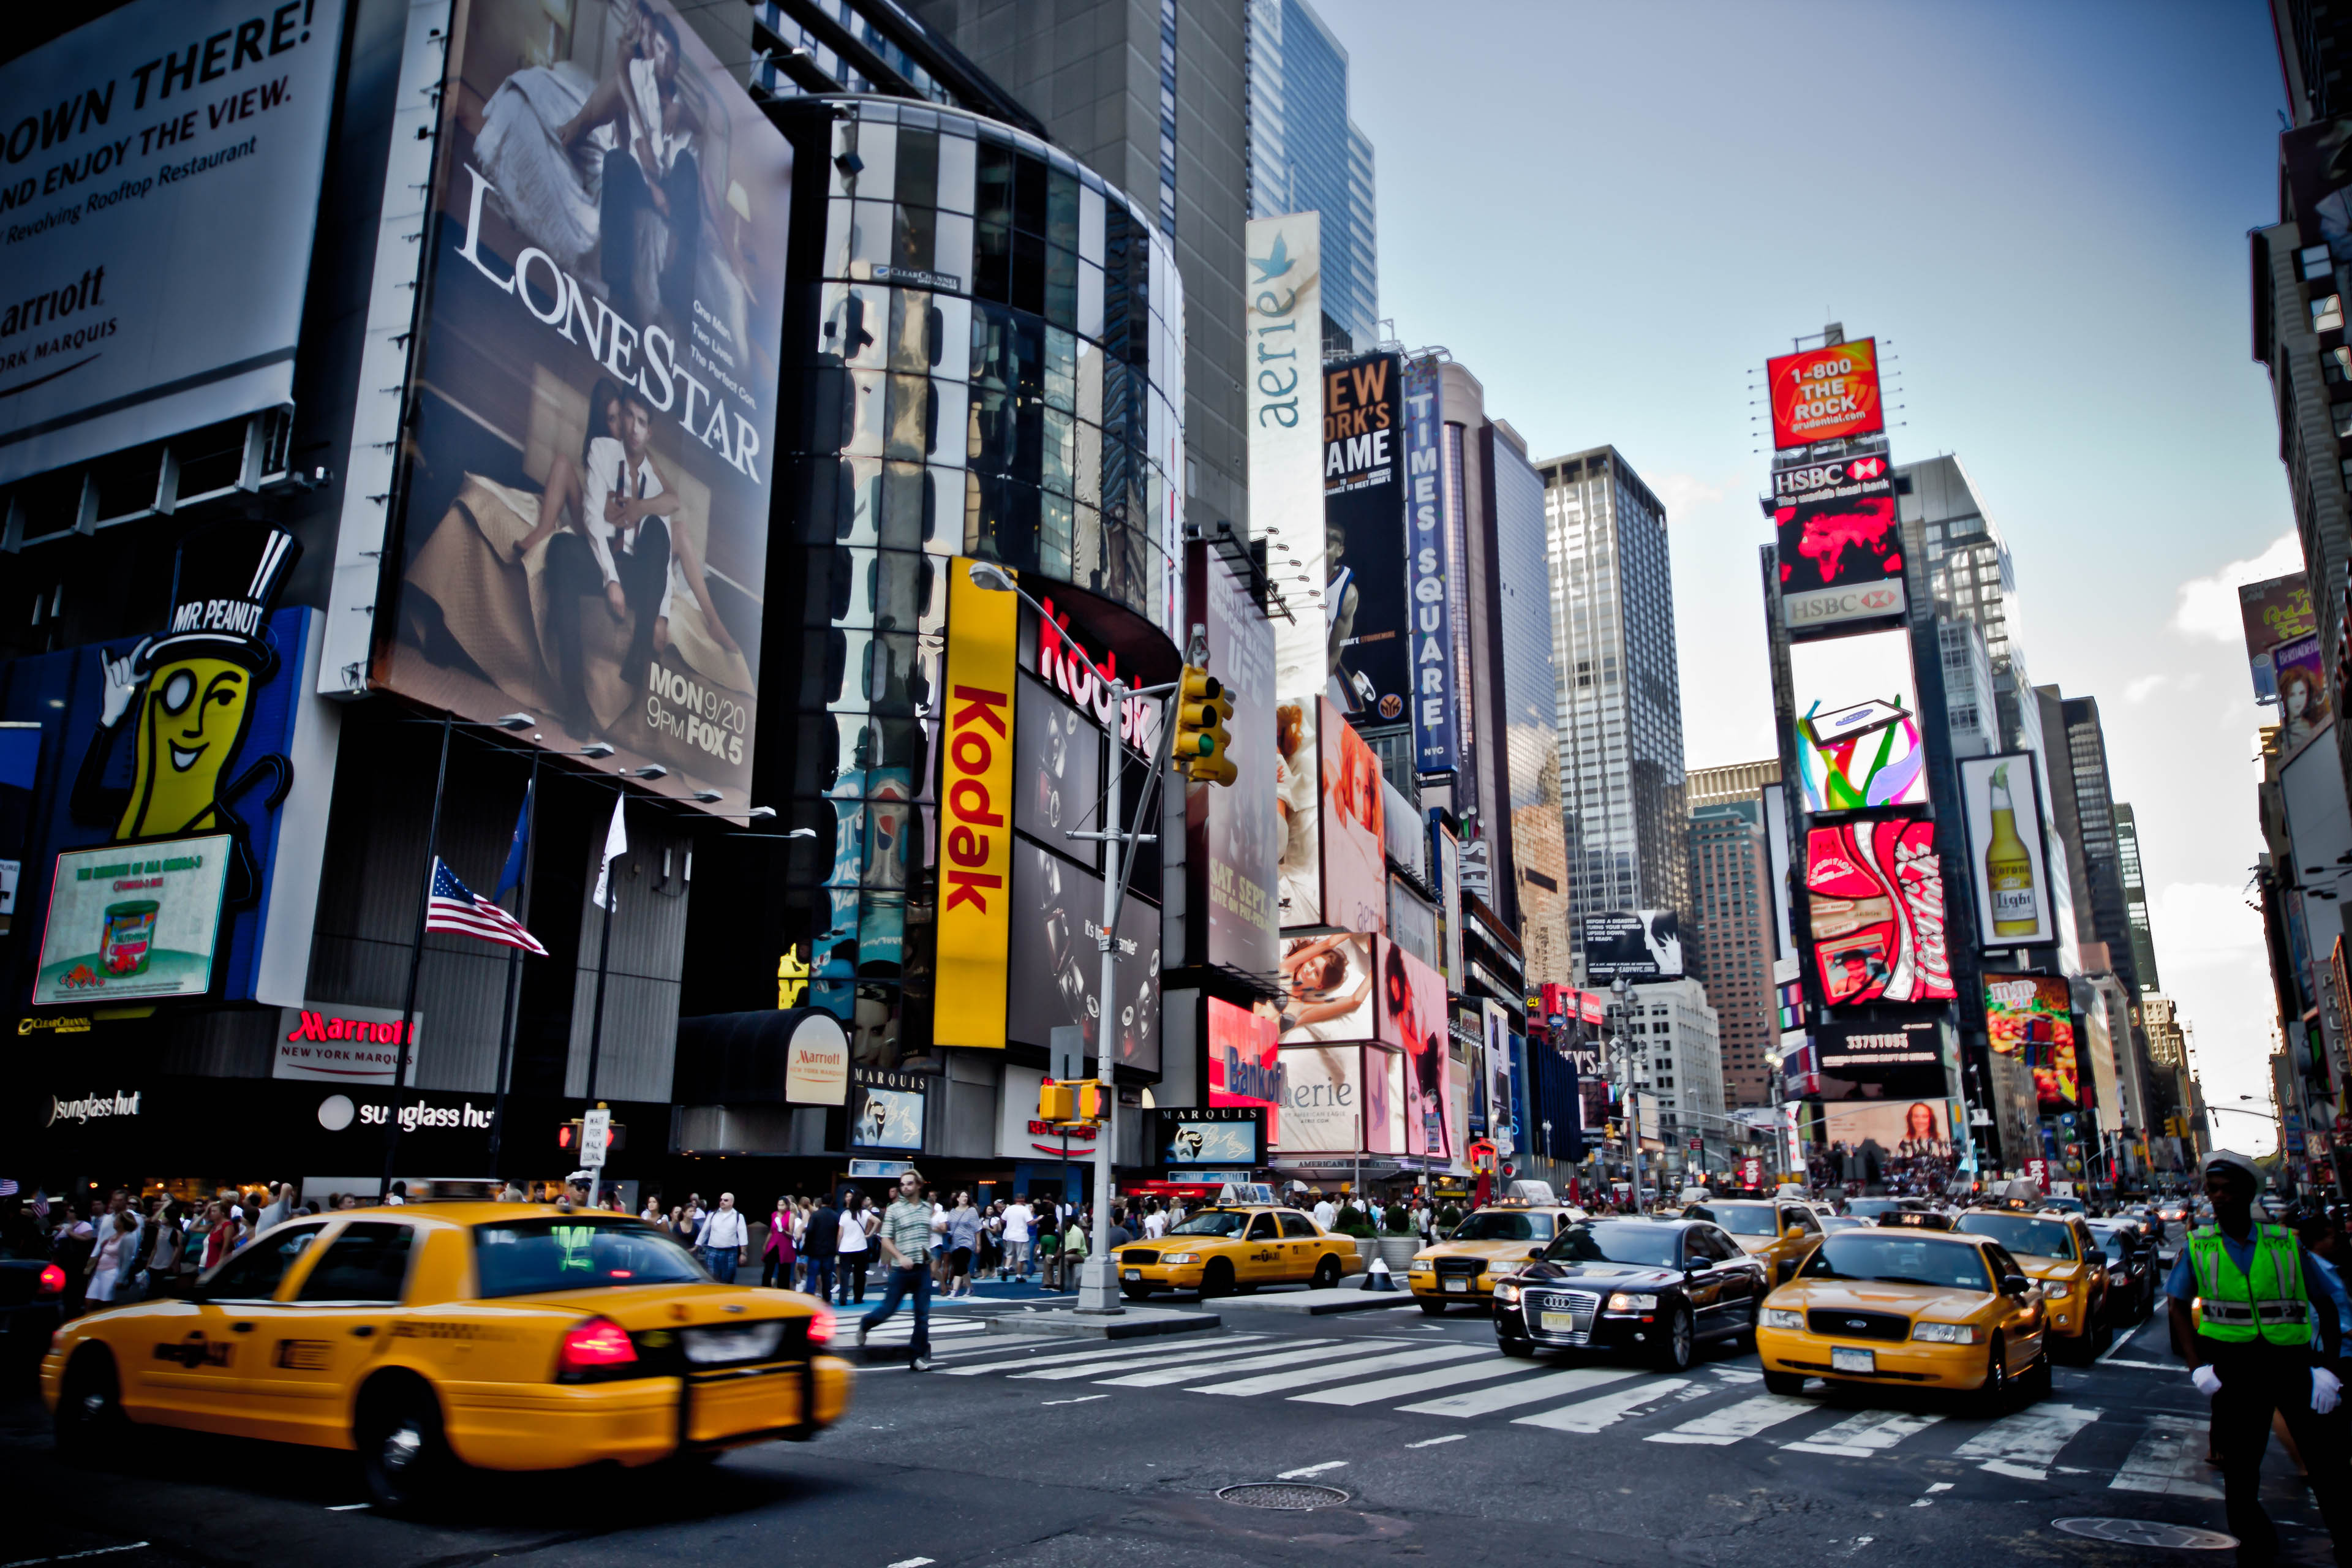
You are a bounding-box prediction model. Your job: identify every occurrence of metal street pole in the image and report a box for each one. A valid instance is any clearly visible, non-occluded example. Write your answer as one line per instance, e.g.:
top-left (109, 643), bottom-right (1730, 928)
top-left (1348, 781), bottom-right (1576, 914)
top-left (1076, 675), bottom-right (1128, 1314)
top-left (382, 711), bottom-right (453, 1204)
top-left (486, 750), bottom-right (542, 1180)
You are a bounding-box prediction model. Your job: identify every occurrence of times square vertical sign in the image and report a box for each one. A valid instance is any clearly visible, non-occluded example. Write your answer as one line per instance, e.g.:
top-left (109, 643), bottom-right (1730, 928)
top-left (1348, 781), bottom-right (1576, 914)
top-left (1403, 358), bottom-right (1457, 772)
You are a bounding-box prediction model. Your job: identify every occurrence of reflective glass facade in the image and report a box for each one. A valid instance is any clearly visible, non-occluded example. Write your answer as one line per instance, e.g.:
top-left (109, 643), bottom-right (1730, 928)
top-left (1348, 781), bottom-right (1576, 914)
top-left (1245, 0), bottom-right (1379, 349)
top-left (1490, 430), bottom-right (1571, 986)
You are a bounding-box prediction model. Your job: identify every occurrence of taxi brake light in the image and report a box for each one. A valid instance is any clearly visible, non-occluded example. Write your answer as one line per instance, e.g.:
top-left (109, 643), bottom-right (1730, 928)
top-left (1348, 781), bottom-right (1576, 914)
top-left (559, 1316), bottom-right (638, 1376)
top-left (37, 1264), bottom-right (66, 1295)
top-left (807, 1304), bottom-right (836, 1344)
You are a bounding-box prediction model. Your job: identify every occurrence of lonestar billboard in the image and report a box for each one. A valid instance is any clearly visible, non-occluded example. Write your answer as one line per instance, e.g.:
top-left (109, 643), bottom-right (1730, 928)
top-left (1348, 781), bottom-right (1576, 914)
top-left (1765, 339), bottom-right (1884, 450)
top-left (935, 559), bottom-right (1017, 1047)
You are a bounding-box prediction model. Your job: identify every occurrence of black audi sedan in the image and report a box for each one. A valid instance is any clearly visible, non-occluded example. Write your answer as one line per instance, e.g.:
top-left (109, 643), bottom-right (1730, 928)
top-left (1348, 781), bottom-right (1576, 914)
top-left (1492, 1218), bottom-right (1769, 1372)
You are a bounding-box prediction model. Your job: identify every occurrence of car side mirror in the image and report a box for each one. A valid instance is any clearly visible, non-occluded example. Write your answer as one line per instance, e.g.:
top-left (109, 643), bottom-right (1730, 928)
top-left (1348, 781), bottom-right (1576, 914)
top-left (2001, 1274), bottom-right (2029, 1297)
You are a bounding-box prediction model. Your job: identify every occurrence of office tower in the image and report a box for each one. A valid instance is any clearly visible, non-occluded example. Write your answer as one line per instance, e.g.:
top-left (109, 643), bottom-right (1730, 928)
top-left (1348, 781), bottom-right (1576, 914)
top-left (1490, 419), bottom-right (1572, 987)
top-left (1689, 800), bottom-right (1777, 1109)
top-left (2114, 805), bottom-right (2163, 992)
top-left (2056, 693), bottom-right (2143, 994)
top-left (1624, 979), bottom-right (1725, 1173)
top-left (1939, 620), bottom-right (1997, 757)
top-left (1243, 0), bottom-right (1379, 350)
top-left (744, 1), bottom-right (1047, 132)
top-left (1686, 759), bottom-right (1780, 811)
top-left (905, 0), bottom-right (1253, 532)
top-left (1539, 446), bottom-right (1691, 967)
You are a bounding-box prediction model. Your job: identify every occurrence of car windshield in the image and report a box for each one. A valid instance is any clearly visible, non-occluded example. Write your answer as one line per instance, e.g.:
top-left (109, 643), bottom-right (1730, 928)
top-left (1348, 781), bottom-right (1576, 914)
top-left (1543, 1222), bottom-right (1682, 1270)
top-left (1802, 1234), bottom-right (1995, 1291)
top-left (1166, 1210), bottom-right (1250, 1238)
top-left (1954, 1213), bottom-right (2077, 1261)
top-left (473, 1218), bottom-right (706, 1297)
top-left (1819, 1216), bottom-right (1868, 1233)
top-left (1450, 1211), bottom-right (1556, 1242)
top-left (1844, 1199), bottom-right (1907, 1219)
top-left (1686, 1204), bottom-right (1777, 1237)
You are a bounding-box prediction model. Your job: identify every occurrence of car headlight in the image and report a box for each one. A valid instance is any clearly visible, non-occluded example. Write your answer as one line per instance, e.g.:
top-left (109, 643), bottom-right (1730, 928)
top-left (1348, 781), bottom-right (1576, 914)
top-left (1606, 1292), bottom-right (1659, 1312)
top-left (1494, 1281), bottom-right (1523, 1305)
top-left (1157, 1252), bottom-right (1200, 1265)
top-left (1911, 1321), bottom-right (1981, 1344)
top-left (1762, 1307), bottom-right (1804, 1330)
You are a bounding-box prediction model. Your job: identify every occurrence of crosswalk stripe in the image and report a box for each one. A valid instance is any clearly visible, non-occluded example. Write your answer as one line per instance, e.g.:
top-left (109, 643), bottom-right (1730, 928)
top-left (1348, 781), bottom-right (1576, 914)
top-left (1400, 1366), bottom-right (1638, 1419)
top-left (1514, 1376), bottom-right (1690, 1433)
top-left (865, 1319), bottom-right (990, 1341)
top-left (1188, 1344), bottom-right (1488, 1398)
top-left (1292, 1356), bottom-right (1542, 1408)
top-left (929, 1335), bottom-right (1061, 1360)
top-left (940, 1333), bottom-right (1268, 1376)
top-left (1951, 1403), bottom-right (2098, 1480)
top-left (2109, 1414), bottom-right (2220, 1498)
top-left (1012, 1338), bottom-right (1319, 1382)
top-left (1648, 1393), bottom-right (1815, 1446)
top-left (1094, 1339), bottom-right (1404, 1388)
top-left (1782, 1408), bottom-right (1943, 1457)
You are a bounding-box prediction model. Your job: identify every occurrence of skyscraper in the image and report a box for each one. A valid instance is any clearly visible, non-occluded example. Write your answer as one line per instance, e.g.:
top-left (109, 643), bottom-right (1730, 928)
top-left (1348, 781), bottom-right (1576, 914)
top-left (1688, 797), bottom-right (1777, 1109)
top-left (1243, 0), bottom-right (1379, 350)
top-left (2114, 804), bottom-right (2163, 992)
top-left (1539, 446), bottom-right (1690, 967)
top-left (1489, 420), bottom-right (1571, 986)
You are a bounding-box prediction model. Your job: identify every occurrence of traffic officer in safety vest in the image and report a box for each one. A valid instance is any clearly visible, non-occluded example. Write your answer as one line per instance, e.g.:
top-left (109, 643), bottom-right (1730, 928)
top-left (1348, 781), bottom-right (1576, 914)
top-left (2168, 1149), bottom-right (2352, 1564)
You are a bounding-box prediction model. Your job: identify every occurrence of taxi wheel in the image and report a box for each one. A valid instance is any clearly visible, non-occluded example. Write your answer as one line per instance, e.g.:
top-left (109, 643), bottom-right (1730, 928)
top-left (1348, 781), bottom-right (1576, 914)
top-left (55, 1349), bottom-right (126, 1466)
top-left (2018, 1347), bottom-right (2053, 1401)
top-left (1762, 1370), bottom-right (1806, 1396)
top-left (1651, 1302), bottom-right (1695, 1373)
top-left (1418, 1300), bottom-right (1448, 1316)
top-left (1311, 1256), bottom-right (1341, 1291)
top-left (358, 1378), bottom-right (456, 1515)
top-left (1121, 1283), bottom-right (1156, 1302)
top-left (1200, 1260), bottom-right (1236, 1298)
top-left (1971, 1336), bottom-right (2011, 1414)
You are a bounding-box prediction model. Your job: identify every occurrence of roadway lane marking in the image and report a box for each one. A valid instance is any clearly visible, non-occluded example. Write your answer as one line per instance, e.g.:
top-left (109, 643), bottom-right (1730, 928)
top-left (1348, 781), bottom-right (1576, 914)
top-left (1276, 1461), bottom-right (1348, 1479)
top-left (887, 1558), bottom-right (937, 1567)
top-left (1087, 1340), bottom-right (1367, 1387)
top-left (0, 1549), bottom-right (153, 1568)
top-left (1910, 1481), bottom-right (1954, 1509)
top-left (1406, 1434), bottom-right (1467, 1449)
top-left (1016, 1338), bottom-right (1333, 1382)
top-left (1646, 1393), bottom-right (1814, 1446)
top-left (1188, 1344), bottom-right (1486, 1397)
top-left (1291, 1356), bottom-right (1539, 1407)
top-left (1040, 1395), bottom-right (1109, 1407)
top-left (2108, 1414), bottom-right (2221, 1498)
top-left (1400, 1366), bottom-right (1636, 1419)
top-left (325, 1503), bottom-right (372, 1511)
top-left (1783, 1408), bottom-right (1943, 1458)
top-left (1512, 1376), bottom-right (1687, 1433)
top-left (941, 1333), bottom-right (1269, 1374)
top-left (2098, 1359), bottom-right (2176, 1371)
top-left (1951, 1403), bottom-right (2098, 1481)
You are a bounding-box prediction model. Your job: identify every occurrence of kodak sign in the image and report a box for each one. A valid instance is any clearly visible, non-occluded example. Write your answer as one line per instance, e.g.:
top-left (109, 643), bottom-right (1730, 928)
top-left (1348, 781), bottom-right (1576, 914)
top-left (937, 558), bottom-right (1017, 1046)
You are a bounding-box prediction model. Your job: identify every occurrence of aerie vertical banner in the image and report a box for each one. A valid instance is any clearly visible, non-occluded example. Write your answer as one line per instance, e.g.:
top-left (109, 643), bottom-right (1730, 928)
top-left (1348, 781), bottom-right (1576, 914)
top-left (936, 559), bottom-right (1018, 1046)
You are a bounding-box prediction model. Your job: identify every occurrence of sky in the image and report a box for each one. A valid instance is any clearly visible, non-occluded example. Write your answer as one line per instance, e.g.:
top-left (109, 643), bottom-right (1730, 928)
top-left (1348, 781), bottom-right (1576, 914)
top-left (1322, 0), bottom-right (2297, 1153)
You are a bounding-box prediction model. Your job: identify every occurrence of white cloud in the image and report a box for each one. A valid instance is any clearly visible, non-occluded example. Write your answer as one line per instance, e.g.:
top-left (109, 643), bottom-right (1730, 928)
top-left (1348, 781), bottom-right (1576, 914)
top-left (1653, 471), bottom-right (1729, 518)
top-left (2123, 674), bottom-right (2168, 704)
top-left (2171, 532), bottom-right (2304, 643)
top-left (2146, 880), bottom-right (2279, 1155)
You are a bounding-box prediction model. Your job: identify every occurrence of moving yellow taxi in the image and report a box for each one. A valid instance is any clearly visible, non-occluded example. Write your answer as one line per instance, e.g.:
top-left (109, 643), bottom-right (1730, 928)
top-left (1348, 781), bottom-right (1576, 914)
top-left (1953, 1208), bottom-right (2109, 1360)
top-left (1115, 1204), bottom-right (1363, 1298)
top-left (1757, 1226), bottom-right (2049, 1410)
top-left (43, 1205), bottom-right (850, 1509)
top-left (1407, 1193), bottom-right (1586, 1314)
top-left (1684, 1199), bottom-right (1825, 1286)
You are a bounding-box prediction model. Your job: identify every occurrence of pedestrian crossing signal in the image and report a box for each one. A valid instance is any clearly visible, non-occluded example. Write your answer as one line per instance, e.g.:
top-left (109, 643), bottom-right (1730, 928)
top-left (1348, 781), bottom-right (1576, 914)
top-left (1174, 665), bottom-right (1237, 786)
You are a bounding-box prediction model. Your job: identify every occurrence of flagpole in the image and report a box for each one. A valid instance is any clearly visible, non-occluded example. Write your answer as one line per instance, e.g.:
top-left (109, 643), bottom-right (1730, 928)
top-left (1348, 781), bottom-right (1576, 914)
top-left (486, 752), bottom-right (541, 1180)
top-left (584, 791), bottom-right (622, 1107)
top-left (383, 710), bottom-right (454, 1204)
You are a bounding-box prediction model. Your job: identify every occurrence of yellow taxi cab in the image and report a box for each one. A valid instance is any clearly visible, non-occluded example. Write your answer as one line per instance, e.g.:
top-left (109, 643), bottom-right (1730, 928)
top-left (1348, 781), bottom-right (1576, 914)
top-left (1406, 1180), bottom-right (1585, 1314)
top-left (43, 1204), bottom-right (851, 1509)
top-left (1683, 1198), bottom-right (1825, 1287)
top-left (1757, 1224), bottom-right (2049, 1410)
top-left (1114, 1185), bottom-right (1363, 1299)
top-left (1953, 1208), bottom-right (2109, 1360)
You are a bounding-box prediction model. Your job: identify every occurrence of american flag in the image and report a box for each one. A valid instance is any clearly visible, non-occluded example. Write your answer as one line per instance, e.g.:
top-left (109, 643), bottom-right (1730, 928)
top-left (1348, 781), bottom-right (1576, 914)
top-left (424, 858), bottom-right (548, 955)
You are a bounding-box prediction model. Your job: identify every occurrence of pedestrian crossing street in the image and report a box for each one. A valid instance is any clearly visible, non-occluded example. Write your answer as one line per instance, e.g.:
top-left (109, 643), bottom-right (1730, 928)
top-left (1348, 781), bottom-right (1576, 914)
top-left (918, 1329), bottom-right (2222, 1494)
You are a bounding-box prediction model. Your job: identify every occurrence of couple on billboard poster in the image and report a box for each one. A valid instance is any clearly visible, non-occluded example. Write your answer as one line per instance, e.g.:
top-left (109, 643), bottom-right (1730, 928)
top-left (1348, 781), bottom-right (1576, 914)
top-left (382, 0), bottom-right (790, 807)
top-left (1275, 932), bottom-right (1449, 1157)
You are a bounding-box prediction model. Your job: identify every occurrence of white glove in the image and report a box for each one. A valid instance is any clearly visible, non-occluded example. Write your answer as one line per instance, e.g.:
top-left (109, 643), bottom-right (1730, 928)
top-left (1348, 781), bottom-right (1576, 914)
top-left (2192, 1364), bottom-right (2223, 1398)
top-left (2315, 1366), bottom-right (2342, 1415)
top-left (99, 638), bottom-right (151, 728)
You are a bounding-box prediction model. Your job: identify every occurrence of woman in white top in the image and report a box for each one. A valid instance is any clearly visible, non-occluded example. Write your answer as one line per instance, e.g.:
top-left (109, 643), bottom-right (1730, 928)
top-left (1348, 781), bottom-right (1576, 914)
top-left (837, 1191), bottom-right (871, 1305)
top-left (86, 1212), bottom-right (137, 1305)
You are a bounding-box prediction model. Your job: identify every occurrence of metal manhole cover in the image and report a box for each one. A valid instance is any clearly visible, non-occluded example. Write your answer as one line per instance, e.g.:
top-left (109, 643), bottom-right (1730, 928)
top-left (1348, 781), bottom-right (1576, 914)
top-left (2052, 1518), bottom-right (2237, 1550)
top-left (1218, 1482), bottom-right (1350, 1510)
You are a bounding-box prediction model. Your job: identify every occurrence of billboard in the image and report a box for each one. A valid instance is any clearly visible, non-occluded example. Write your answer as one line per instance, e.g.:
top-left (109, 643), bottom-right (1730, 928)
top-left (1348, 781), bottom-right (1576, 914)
top-left (1815, 1097), bottom-right (1958, 1182)
top-left (1323, 352), bottom-right (1409, 723)
top-left (1812, 1018), bottom-right (1947, 1100)
top-left (1765, 338), bottom-right (1884, 450)
top-left (1583, 910), bottom-right (1683, 981)
top-left (1319, 698), bottom-right (1387, 933)
top-left (1365, 1044), bottom-right (1407, 1155)
top-left (38, 837), bottom-right (231, 1005)
top-left (378, 0), bottom-right (792, 813)
top-left (1804, 820), bottom-right (1954, 1006)
top-left (1276, 698), bottom-right (1321, 925)
top-left (1278, 1044), bottom-right (1362, 1153)
top-left (2274, 631), bottom-right (2332, 759)
top-left (935, 560), bottom-right (1019, 1045)
top-left (1278, 932), bottom-right (1374, 1042)
top-left (1155, 1106), bottom-right (1267, 1167)
top-left (850, 1069), bottom-right (925, 1150)
top-left (1246, 213), bottom-right (1328, 699)
top-left (1016, 676), bottom-right (1101, 872)
top-left (1956, 752), bottom-right (2057, 948)
top-left (1403, 356), bottom-right (1458, 771)
top-left (1005, 839), bottom-right (1160, 1069)
top-left (1207, 995), bottom-right (1284, 1142)
top-left (1377, 938), bottom-right (1450, 1157)
top-left (1983, 973), bottom-right (2078, 1109)
top-left (1789, 627), bottom-right (1927, 813)
top-left (0, 0), bottom-right (346, 485)
top-left (2241, 573), bottom-right (2316, 704)
top-left (1772, 454), bottom-right (1904, 636)
top-left (1186, 543), bottom-right (1280, 976)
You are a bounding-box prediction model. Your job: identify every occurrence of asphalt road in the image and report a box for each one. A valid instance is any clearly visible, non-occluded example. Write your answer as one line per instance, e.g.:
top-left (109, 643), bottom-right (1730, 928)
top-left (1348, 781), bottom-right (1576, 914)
top-left (1, 1263), bottom-right (2338, 1568)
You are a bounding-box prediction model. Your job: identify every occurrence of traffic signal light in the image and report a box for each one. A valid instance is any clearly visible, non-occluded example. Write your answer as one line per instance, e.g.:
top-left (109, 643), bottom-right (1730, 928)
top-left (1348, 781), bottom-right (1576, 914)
top-left (1038, 1079), bottom-right (1107, 1125)
top-left (1173, 665), bottom-right (1237, 786)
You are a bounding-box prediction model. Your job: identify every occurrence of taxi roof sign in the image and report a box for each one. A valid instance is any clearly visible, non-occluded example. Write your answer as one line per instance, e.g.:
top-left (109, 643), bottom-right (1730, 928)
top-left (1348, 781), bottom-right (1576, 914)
top-left (1502, 1179), bottom-right (1556, 1206)
top-left (1217, 1182), bottom-right (1279, 1208)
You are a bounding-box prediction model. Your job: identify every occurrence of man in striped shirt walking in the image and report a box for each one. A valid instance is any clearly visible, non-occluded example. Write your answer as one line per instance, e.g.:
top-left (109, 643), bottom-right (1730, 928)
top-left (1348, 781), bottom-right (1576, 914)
top-left (859, 1168), bottom-right (941, 1370)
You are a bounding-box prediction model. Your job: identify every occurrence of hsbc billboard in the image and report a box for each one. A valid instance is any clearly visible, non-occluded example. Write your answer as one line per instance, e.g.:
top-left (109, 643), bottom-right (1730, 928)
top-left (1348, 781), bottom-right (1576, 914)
top-left (1772, 453), bottom-right (1905, 638)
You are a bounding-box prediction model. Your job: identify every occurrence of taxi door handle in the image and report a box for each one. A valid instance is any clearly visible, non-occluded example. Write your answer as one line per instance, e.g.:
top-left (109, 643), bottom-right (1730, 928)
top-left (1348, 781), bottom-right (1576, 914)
top-left (230, 1322), bottom-right (255, 1333)
top-left (350, 1325), bottom-right (376, 1338)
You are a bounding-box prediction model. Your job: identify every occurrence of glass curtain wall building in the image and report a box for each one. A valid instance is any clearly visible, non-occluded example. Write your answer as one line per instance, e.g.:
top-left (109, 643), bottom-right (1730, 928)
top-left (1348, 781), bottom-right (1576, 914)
top-left (1540, 446), bottom-right (1690, 967)
top-left (1245, 0), bottom-right (1379, 350)
top-left (1487, 423), bottom-right (1572, 987)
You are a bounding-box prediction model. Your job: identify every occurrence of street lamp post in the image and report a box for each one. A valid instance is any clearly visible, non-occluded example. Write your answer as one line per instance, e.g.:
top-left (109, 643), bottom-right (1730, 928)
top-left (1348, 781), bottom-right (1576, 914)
top-left (1608, 977), bottom-right (1645, 1210)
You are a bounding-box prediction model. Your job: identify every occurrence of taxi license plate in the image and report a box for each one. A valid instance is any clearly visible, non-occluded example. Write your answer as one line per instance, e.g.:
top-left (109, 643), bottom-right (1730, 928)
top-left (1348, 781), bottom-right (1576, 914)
top-left (1123, 1268), bottom-right (1141, 1281)
top-left (1831, 1346), bottom-right (1876, 1374)
top-left (1443, 1279), bottom-right (1469, 1293)
top-left (1539, 1310), bottom-right (1580, 1332)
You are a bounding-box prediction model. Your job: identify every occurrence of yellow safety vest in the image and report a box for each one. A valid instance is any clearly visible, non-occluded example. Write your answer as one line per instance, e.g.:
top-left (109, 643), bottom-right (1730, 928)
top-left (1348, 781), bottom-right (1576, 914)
top-left (2188, 1223), bottom-right (2312, 1346)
